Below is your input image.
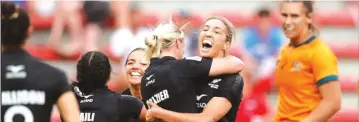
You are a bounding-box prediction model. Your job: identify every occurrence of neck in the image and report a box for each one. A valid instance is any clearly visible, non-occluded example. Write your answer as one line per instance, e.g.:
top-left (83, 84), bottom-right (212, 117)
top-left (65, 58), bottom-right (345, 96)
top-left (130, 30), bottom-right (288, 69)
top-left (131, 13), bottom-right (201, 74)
top-left (290, 29), bottom-right (312, 46)
top-left (214, 50), bottom-right (227, 58)
top-left (160, 51), bottom-right (180, 59)
top-left (129, 84), bottom-right (142, 100)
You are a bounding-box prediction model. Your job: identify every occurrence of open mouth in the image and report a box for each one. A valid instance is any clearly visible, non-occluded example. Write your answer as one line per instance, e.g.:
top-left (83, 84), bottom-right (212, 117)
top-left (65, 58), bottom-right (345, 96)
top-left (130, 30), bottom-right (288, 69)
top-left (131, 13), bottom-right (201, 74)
top-left (130, 71), bottom-right (142, 77)
top-left (283, 24), bottom-right (295, 31)
top-left (202, 40), bottom-right (213, 49)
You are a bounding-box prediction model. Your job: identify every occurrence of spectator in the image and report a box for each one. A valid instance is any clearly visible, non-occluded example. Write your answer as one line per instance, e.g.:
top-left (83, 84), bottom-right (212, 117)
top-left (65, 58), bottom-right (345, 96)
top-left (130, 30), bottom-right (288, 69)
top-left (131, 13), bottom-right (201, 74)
top-left (109, 1), bottom-right (151, 64)
top-left (108, 1), bottom-right (151, 93)
top-left (82, 1), bottom-right (110, 51)
top-left (47, 1), bottom-right (110, 58)
top-left (236, 7), bottom-right (285, 122)
top-left (47, 1), bottom-right (83, 58)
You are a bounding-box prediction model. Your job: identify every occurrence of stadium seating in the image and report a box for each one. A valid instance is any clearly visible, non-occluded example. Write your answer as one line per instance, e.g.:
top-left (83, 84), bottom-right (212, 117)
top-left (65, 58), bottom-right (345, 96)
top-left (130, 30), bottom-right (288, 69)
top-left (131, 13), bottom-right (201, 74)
top-left (329, 108), bottom-right (359, 122)
top-left (330, 42), bottom-right (359, 59)
top-left (29, 9), bottom-right (356, 30)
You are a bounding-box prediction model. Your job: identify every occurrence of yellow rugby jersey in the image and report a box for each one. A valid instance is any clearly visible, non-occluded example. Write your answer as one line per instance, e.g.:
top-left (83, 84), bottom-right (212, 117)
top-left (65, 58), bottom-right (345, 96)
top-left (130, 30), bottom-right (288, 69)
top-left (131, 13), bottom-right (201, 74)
top-left (274, 35), bottom-right (339, 122)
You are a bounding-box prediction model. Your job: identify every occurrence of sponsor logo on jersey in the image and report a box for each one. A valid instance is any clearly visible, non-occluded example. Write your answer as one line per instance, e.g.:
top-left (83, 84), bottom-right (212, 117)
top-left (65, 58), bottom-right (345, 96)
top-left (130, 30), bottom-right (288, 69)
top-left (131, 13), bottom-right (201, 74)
top-left (208, 78), bottom-right (221, 89)
top-left (146, 74), bottom-right (154, 80)
top-left (290, 61), bottom-right (302, 72)
top-left (73, 86), bottom-right (94, 103)
top-left (146, 79), bottom-right (155, 87)
top-left (196, 94), bottom-right (207, 101)
top-left (146, 89), bottom-right (170, 104)
top-left (196, 102), bottom-right (207, 108)
top-left (2, 90), bottom-right (45, 105)
top-left (80, 112), bottom-right (95, 121)
top-left (196, 94), bottom-right (208, 108)
top-left (145, 74), bottom-right (156, 87)
top-left (6, 65), bottom-right (27, 79)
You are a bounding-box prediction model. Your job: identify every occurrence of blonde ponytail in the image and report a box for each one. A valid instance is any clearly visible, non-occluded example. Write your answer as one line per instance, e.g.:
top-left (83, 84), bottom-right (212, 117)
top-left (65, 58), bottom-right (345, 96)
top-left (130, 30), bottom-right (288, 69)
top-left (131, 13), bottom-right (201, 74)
top-left (144, 16), bottom-right (189, 59)
top-left (145, 35), bottom-right (161, 59)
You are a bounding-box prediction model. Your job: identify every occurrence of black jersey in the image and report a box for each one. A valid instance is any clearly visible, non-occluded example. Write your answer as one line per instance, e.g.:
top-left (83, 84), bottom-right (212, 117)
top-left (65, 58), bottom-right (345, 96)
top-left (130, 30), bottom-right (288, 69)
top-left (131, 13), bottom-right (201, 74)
top-left (122, 88), bottom-right (131, 96)
top-left (121, 88), bottom-right (142, 122)
top-left (1, 49), bottom-right (70, 122)
top-left (141, 56), bottom-right (212, 113)
top-left (195, 73), bottom-right (244, 122)
top-left (72, 86), bottom-right (143, 122)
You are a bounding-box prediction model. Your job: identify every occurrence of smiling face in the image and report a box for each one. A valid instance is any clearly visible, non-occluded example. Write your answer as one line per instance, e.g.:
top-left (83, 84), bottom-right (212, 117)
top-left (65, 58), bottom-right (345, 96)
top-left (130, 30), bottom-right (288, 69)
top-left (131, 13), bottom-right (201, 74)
top-left (198, 19), bottom-right (230, 58)
top-left (125, 49), bottom-right (149, 85)
top-left (280, 2), bottom-right (312, 39)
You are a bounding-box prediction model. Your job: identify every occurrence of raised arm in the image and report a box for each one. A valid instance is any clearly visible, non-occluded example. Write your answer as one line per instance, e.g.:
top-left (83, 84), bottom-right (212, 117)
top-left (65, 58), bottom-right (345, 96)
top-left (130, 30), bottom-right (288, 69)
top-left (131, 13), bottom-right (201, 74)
top-left (180, 56), bottom-right (243, 80)
top-left (209, 55), bottom-right (244, 76)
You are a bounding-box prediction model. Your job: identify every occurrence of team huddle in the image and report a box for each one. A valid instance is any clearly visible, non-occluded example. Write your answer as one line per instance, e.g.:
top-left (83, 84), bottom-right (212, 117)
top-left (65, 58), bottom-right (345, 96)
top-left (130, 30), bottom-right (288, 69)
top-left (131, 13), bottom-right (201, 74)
top-left (2, 1), bottom-right (341, 122)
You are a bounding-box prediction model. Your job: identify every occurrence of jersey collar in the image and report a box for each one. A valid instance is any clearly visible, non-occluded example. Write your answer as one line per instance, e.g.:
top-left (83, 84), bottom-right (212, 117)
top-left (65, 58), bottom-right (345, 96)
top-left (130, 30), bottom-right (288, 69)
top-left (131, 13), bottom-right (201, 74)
top-left (293, 35), bottom-right (316, 48)
top-left (2, 48), bottom-right (30, 57)
top-left (150, 56), bottom-right (176, 65)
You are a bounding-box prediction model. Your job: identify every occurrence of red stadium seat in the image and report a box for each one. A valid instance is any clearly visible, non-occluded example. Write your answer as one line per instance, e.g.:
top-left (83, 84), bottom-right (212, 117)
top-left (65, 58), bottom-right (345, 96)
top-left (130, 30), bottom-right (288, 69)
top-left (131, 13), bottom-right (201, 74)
top-left (51, 114), bottom-right (61, 122)
top-left (211, 11), bottom-right (252, 27)
top-left (329, 108), bottom-right (358, 122)
top-left (26, 44), bottom-right (62, 60)
top-left (339, 76), bottom-right (357, 92)
top-left (30, 15), bottom-right (54, 30)
top-left (315, 11), bottom-right (356, 27)
top-left (329, 42), bottom-right (359, 59)
top-left (172, 12), bottom-right (204, 28)
top-left (140, 12), bottom-right (160, 27)
top-left (26, 44), bottom-right (82, 61)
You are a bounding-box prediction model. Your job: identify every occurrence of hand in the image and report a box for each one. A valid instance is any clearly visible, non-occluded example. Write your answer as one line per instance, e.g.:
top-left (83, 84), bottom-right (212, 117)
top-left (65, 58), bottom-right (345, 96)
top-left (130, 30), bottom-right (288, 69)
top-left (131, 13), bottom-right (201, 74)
top-left (146, 102), bottom-right (162, 122)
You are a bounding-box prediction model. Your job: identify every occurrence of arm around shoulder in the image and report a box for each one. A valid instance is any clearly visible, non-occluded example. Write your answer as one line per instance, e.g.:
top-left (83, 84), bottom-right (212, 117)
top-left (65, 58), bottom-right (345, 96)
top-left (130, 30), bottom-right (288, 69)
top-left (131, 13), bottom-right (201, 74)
top-left (209, 56), bottom-right (244, 76)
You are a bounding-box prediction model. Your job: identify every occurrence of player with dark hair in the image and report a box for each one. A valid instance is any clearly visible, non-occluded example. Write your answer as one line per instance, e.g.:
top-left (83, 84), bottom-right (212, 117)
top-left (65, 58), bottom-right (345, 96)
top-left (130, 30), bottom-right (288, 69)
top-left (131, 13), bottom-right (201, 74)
top-left (145, 16), bottom-right (244, 122)
top-left (141, 18), bottom-right (244, 121)
top-left (1, 1), bottom-right (80, 122)
top-left (72, 51), bottom-right (147, 122)
top-left (275, 1), bottom-right (341, 121)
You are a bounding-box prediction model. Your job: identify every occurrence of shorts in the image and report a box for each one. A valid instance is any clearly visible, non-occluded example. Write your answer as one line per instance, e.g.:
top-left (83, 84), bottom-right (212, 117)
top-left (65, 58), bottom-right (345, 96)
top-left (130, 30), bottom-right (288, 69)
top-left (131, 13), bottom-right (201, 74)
top-left (83, 1), bottom-right (110, 26)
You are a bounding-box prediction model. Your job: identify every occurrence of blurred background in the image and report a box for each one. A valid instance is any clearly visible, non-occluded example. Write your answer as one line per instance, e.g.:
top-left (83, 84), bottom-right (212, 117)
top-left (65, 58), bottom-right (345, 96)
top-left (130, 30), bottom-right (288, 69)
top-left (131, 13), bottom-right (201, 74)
top-left (8, 1), bottom-right (358, 122)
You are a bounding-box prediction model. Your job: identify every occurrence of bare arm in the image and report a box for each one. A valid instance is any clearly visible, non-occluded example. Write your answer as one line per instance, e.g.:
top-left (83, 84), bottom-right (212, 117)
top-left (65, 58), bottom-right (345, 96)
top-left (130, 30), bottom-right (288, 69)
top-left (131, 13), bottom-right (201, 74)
top-left (146, 97), bottom-right (231, 122)
top-left (57, 91), bottom-right (81, 122)
top-left (200, 97), bottom-right (232, 121)
top-left (138, 106), bottom-right (147, 121)
top-left (209, 55), bottom-right (244, 76)
top-left (146, 102), bottom-right (212, 122)
top-left (302, 81), bottom-right (341, 122)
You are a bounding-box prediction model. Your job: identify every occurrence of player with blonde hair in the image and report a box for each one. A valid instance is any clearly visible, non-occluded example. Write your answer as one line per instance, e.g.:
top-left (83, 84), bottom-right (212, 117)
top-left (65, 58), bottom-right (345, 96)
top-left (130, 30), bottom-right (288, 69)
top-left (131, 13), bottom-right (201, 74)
top-left (141, 17), bottom-right (244, 121)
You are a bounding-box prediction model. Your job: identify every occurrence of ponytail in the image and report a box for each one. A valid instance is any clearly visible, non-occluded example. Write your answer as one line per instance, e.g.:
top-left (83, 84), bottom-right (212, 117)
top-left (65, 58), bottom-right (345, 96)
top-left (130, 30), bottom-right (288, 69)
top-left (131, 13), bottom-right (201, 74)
top-left (144, 35), bottom-right (162, 59)
top-left (309, 23), bottom-right (320, 36)
top-left (144, 17), bottom-right (188, 59)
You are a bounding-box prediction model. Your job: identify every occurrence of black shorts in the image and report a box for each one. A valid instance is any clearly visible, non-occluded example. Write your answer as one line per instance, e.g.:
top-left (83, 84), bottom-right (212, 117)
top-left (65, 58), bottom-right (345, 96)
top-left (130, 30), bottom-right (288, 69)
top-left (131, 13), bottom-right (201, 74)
top-left (83, 1), bottom-right (110, 26)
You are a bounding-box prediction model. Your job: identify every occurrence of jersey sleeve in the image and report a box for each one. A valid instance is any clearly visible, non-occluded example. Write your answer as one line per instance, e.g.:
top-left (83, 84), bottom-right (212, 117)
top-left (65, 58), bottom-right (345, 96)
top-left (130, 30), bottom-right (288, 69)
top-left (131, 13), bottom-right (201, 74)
top-left (120, 95), bottom-right (144, 119)
top-left (214, 74), bottom-right (244, 104)
top-left (312, 46), bottom-right (339, 86)
top-left (177, 56), bottom-right (213, 79)
top-left (53, 71), bottom-right (71, 101)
